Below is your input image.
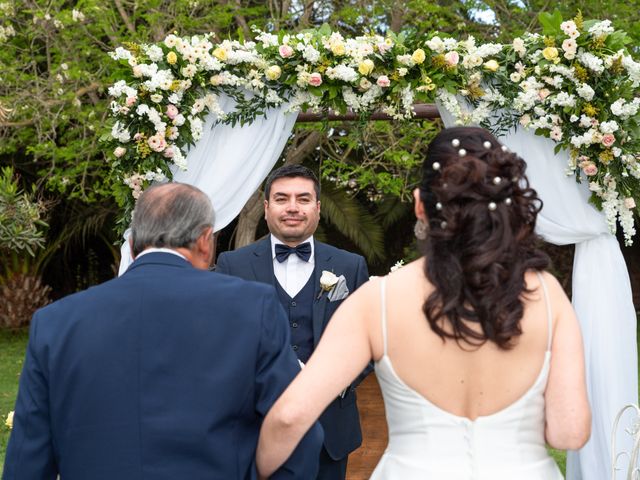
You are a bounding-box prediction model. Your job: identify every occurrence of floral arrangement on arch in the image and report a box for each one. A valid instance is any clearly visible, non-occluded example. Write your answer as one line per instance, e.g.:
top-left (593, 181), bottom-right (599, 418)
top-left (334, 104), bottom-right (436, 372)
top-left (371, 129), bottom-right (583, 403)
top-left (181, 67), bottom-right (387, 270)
top-left (106, 26), bottom-right (442, 228)
top-left (435, 11), bottom-right (640, 244)
top-left (106, 12), bottom-right (640, 243)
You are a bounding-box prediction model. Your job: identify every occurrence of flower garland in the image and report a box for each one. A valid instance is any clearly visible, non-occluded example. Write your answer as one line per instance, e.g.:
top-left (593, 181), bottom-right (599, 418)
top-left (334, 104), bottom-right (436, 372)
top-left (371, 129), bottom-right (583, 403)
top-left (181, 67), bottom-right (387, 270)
top-left (107, 13), bottom-right (640, 243)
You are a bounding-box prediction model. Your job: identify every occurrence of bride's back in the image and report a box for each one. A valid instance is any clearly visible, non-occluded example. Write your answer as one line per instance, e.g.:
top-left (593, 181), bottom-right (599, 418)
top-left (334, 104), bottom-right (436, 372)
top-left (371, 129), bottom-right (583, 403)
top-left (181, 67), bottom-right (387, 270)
top-left (371, 261), bottom-right (552, 421)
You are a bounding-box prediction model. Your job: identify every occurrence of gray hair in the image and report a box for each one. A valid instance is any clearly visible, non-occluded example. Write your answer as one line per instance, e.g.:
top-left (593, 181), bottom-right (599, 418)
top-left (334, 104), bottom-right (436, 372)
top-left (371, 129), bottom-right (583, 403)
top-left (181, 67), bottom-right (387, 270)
top-left (131, 183), bottom-right (214, 257)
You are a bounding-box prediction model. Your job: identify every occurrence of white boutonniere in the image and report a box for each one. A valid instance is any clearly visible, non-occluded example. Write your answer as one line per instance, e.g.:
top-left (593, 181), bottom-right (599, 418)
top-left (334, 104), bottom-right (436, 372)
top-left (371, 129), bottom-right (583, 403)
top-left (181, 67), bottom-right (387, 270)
top-left (5, 411), bottom-right (14, 430)
top-left (319, 270), bottom-right (349, 302)
top-left (320, 270), bottom-right (339, 291)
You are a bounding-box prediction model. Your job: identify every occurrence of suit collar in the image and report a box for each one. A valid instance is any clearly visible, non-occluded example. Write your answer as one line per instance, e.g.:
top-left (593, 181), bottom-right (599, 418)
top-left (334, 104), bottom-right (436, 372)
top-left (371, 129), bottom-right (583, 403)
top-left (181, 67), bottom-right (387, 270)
top-left (250, 237), bottom-right (276, 286)
top-left (124, 251), bottom-right (194, 274)
top-left (311, 240), bottom-right (334, 346)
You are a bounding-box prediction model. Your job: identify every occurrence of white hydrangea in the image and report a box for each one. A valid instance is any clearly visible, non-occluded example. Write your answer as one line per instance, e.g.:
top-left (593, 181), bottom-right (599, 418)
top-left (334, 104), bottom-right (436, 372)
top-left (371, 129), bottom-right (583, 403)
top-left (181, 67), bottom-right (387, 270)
top-left (576, 83), bottom-right (595, 101)
top-left (475, 43), bottom-right (502, 58)
top-left (189, 116), bottom-right (204, 141)
top-left (577, 51), bottom-right (605, 73)
top-left (109, 47), bottom-right (134, 61)
top-left (172, 148), bottom-right (188, 171)
top-left (111, 121), bottom-right (131, 143)
top-left (622, 56), bottom-right (640, 87)
top-left (302, 45), bottom-right (320, 64)
top-left (443, 38), bottom-right (458, 51)
top-left (611, 98), bottom-right (640, 119)
top-left (600, 120), bottom-right (619, 134)
top-left (426, 36), bottom-right (445, 53)
top-left (255, 31), bottom-right (279, 48)
top-left (326, 65), bottom-right (358, 82)
top-left (588, 20), bottom-right (614, 38)
top-left (145, 45), bottom-right (164, 62)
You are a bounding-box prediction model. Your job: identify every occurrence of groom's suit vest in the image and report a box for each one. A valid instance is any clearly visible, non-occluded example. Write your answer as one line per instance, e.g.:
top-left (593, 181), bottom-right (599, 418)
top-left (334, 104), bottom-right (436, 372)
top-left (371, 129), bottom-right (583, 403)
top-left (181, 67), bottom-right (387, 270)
top-left (274, 273), bottom-right (315, 364)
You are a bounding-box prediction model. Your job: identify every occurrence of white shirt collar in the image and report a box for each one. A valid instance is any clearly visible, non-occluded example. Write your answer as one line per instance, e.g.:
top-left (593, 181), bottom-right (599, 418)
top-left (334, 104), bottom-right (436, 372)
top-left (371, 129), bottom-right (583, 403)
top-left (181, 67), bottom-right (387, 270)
top-left (136, 247), bottom-right (187, 261)
top-left (270, 234), bottom-right (314, 261)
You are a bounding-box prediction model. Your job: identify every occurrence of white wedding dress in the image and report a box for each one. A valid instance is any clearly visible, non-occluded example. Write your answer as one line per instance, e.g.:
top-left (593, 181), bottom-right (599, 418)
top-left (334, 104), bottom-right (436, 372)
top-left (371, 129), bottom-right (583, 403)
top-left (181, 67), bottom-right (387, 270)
top-left (370, 275), bottom-right (563, 479)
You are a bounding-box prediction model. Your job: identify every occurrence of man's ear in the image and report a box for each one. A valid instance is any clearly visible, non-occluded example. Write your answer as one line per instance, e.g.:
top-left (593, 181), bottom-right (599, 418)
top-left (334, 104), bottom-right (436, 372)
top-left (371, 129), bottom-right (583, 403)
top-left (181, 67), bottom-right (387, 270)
top-left (129, 236), bottom-right (136, 260)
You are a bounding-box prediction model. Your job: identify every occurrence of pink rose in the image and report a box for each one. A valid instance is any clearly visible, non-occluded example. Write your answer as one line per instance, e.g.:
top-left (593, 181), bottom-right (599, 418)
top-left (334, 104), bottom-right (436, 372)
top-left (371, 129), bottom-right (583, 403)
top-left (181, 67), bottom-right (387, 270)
top-left (125, 96), bottom-right (137, 106)
top-left (602, 133), bottom-right (616, 147)
top-left (132, 65), bottom-right (143, 78)
top-left (279, 45), bottom-right (294, 58)
top-left (163, 146), bottom-right (175, 158)
top-left (147, 134), bottom-right (167, 152)
top-left (376, 75), bottom-right (390, 88)
top-left (113, 147), bottom-right (126, 158)
top-left (133, 132), bottom-right (143, 141)
top-left (377, 43), bottom-right (391, 54)
top-left (582, 162), bottom-right (598, 176)
top-left (166, 104), bottom-right (179, 120)
top-left (624, 197), bottom-right (636, 209)
top-left (538, 89), bottom-right (550, 100)
top-left (308, 72), bottom-right (322, 87)
top-left (444, 51), bottom-right (459, 66)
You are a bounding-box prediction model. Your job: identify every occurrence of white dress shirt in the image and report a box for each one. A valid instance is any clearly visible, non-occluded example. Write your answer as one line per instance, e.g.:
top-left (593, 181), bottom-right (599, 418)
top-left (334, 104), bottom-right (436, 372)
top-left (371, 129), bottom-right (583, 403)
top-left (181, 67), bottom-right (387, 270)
top-left (270, 234), bottom-right (315, 298)
top-left (136, 248), bottom-right (187, 261)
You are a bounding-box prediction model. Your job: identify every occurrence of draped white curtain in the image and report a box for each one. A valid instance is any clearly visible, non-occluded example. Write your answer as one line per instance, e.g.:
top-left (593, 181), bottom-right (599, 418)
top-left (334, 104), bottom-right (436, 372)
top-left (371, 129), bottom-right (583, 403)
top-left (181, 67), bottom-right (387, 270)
top-left (439, 105), bottom-right (638, 480)
top-left (118, 93), bottom-right (298, 275)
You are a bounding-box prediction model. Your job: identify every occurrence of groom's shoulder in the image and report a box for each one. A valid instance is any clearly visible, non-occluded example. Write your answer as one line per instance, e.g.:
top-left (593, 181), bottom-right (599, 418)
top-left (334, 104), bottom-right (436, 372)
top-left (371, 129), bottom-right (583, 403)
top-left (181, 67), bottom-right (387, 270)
top-left (316, 240), bottom-right (365, 263)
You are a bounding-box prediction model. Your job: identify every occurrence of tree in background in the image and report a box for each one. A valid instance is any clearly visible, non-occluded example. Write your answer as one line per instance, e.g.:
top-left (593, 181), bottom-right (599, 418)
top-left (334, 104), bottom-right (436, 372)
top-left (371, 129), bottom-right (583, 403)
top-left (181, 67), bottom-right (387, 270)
top-left (2, 0), bottom-right (638, 291)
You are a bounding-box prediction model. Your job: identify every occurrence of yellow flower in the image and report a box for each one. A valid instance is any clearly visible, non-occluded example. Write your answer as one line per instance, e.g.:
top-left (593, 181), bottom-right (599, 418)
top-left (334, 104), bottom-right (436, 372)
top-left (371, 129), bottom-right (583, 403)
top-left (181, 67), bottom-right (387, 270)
top-left (5, 411), bottom-right (14, 430)
top-left (358, 59), bottom-right (374, 76)
top-left (213, 47), bottom-right (228, 62)
top-left (542, 47), bottom-right (559, 61)
top-left (166, 51), bottom-right (177, 65)
top-left (330, 43), bottom-right (345, 56)
top-left (599, 150), bottom-right (614, 164)
top-left (583, 103), bottom-right (598, 117)
top-left (265, 65), bottom-right (282, 81)
top-left (483, 59), bottom-right (499, 72)
top-left (412, 48), bottom-right (426, 64)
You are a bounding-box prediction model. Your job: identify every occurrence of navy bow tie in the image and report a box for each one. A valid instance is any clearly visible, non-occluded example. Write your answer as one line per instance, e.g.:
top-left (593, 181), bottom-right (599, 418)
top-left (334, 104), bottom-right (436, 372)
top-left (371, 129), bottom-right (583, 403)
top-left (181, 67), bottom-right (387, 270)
top-left (275, 242), bottom-right (312, 263)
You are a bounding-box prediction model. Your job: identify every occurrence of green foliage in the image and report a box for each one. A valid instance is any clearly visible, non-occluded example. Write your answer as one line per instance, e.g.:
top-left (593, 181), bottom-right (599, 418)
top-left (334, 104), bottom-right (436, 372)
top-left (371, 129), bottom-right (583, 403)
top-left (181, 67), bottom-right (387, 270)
top-left (0, 167), bottom-right (48, 257)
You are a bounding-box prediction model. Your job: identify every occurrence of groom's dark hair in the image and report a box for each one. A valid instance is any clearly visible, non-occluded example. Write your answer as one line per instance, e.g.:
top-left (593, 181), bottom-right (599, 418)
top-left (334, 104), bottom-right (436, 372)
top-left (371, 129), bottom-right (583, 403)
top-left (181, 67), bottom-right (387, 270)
top-left (130, 183), bottom-right (214, 257)
top-left (264, 165), bottom-right (320, 201)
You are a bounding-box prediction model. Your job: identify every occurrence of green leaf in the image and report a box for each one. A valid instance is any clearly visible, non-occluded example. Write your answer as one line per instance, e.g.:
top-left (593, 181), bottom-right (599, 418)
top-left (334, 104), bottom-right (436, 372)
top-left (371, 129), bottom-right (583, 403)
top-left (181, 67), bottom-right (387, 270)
top-left (538, 10), bottom-right (563, 36)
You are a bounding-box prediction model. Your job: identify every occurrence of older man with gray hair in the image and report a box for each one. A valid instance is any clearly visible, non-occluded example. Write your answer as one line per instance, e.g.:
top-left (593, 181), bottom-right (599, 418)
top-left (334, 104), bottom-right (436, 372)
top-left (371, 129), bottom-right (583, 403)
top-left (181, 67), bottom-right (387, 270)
top-left (3, 182), bottom-right (323, 480)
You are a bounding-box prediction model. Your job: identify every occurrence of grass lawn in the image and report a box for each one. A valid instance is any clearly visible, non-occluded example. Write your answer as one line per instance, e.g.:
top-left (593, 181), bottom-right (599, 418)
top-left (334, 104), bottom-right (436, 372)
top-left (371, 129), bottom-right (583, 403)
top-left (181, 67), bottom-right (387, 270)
top-left (0, 328), bottom-right (28, 474)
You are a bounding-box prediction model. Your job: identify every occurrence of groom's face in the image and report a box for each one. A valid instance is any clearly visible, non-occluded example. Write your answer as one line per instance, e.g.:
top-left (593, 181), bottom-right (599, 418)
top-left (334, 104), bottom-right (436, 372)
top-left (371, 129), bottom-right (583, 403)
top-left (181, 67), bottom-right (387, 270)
top-left (264, 176), bottom-right (320, 247)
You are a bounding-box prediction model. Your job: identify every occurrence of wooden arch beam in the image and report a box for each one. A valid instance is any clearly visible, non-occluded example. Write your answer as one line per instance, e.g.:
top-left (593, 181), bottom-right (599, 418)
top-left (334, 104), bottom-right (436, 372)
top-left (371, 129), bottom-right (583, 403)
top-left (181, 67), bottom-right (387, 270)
top-left (295, 103), bottom-right (440, 122)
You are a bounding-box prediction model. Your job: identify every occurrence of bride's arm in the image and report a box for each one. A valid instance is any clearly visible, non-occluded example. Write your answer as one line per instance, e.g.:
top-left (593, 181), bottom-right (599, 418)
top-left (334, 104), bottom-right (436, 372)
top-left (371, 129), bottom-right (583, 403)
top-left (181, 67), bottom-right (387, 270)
top-left (543, 272), bottom-right (591, 449)
top-left (256, 280), bottom-right (376, 477)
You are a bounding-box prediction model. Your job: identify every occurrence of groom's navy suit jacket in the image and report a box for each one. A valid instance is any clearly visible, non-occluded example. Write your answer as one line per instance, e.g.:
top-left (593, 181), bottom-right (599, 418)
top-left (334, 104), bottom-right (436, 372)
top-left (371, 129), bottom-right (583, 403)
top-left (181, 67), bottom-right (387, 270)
top-left (216, 238), bottom-right (370, 461)
top-left (3, 252), bottom-right (323, 480)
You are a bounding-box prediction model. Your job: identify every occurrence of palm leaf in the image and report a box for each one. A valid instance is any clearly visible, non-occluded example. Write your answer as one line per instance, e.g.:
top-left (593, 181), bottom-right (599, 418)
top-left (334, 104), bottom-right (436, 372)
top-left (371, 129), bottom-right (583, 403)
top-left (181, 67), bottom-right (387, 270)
top-left (319, 182), bottom-right (385, 264)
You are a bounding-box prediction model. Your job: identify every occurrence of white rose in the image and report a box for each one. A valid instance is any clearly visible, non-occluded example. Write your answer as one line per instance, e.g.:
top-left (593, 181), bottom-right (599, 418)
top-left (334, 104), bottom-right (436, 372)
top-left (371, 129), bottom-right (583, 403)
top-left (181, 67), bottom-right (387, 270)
top-left (5, 411), bottom-right (14, 430)
top-left (320, 270), bottom-right (339, 291)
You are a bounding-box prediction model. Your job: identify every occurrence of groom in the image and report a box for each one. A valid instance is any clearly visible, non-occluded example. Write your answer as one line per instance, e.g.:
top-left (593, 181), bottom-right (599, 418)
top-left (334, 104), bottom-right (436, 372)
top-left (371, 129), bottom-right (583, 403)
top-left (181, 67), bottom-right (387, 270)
top-left (3, 183), bottom-right (323, 480)
top-left (216, 165), bottom-right (370, 480)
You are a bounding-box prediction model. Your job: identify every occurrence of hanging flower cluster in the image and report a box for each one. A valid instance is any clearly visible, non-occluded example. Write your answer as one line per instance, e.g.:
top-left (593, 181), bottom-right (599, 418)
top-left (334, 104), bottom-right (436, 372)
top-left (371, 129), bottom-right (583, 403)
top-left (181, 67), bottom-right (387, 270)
top-left (107, 13), bottom-right (640, 243)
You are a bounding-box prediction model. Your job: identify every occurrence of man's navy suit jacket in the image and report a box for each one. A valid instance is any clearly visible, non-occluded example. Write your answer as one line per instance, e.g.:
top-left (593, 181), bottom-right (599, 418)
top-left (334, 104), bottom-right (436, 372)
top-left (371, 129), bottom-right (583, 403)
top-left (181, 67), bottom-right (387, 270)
top-left (2, 252), bottom-right (323, 480)
top-left (216, 238), bottom-right (369, 461)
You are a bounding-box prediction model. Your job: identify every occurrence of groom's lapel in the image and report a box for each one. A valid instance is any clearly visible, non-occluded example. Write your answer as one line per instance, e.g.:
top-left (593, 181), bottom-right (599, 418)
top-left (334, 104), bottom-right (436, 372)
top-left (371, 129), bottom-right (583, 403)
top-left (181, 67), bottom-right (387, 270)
top-left (312, 241), bottom-right (334, 347)
top-left (250, 237), bottom-right (276, 287)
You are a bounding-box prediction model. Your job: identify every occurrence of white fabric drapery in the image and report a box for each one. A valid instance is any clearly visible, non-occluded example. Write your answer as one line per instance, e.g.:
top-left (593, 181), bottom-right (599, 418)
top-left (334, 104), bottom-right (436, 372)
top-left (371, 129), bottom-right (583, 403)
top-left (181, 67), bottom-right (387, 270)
top-left (438, 105), bottom-right (638, 480)
top-left (118, 93), bottom-right (298, 275)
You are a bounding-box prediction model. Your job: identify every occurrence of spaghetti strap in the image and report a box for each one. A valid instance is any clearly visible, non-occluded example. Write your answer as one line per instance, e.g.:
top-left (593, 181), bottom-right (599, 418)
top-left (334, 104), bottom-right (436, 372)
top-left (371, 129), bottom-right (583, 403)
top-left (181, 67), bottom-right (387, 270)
top-left (380, 277), bottom-right (388, 356)
top-left (536, 271), bottom-right (553, 352)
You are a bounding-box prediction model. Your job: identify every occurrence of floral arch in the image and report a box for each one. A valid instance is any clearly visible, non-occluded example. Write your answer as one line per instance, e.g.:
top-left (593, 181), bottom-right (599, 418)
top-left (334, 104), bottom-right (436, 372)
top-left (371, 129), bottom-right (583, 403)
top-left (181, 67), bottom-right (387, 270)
top-left (108, 11), bottom-right (639, 479)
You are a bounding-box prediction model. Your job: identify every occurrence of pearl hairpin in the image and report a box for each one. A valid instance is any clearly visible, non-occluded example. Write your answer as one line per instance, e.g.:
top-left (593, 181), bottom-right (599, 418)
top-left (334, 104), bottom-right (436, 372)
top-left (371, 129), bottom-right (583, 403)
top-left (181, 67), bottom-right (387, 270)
top-left (483, 141), bottom-right (492, 149)
top-left (432, 162), bottom-right (441, 171)
top-left (505, 198), bottom-right (512, 206)
top-left (458, 148), bottom-right (467, 157)
top-left (488, 202), bottom-right (497, 211)
top-left (451, 139), bottom-right (460, 147)
top-left (435, 202), bottom-right (443, 210)
top-left (501, 145), bottom-right (509, 152)
top-left (493, 176), bottom-right (502, 185)
top-left (440, 221), bottom-right (448, 229)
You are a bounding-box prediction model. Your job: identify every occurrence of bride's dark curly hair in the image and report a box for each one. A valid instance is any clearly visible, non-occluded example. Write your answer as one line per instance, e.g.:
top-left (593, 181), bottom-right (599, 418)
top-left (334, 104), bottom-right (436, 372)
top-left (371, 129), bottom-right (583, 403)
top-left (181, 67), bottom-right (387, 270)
top-left (419, 127), bottom-right (549, 349)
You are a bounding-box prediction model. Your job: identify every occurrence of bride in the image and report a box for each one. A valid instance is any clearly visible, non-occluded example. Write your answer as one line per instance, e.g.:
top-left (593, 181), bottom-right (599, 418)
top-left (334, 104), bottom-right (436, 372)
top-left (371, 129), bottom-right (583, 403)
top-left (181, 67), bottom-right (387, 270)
top-left (256, 126), bottom-right (591, 479)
